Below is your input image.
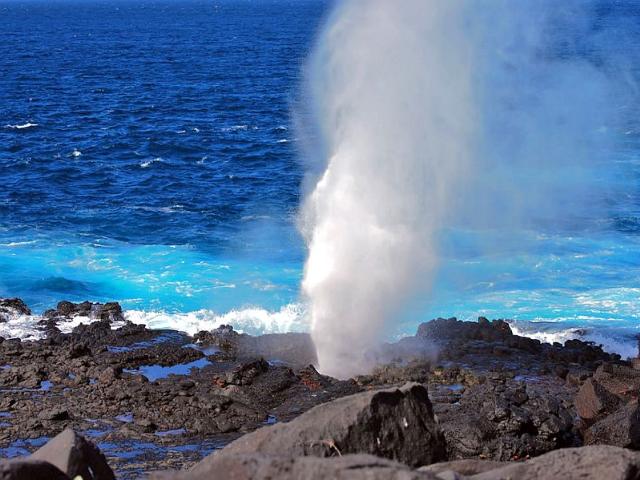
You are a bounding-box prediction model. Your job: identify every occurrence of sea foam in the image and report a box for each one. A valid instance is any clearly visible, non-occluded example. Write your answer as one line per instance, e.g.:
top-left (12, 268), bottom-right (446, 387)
top-left (0, 304), bottom-right (307, 341)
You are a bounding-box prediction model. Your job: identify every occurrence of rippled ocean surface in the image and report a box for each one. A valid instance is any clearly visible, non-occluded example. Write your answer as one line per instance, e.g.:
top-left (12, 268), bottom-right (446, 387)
top-left (1, 0), bottom-right (640, 356)
top-left (0, 0), bottom-right (324, 333)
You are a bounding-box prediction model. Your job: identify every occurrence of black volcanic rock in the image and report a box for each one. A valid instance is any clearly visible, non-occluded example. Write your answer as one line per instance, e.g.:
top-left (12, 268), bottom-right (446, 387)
top-left (224, 358), bottom-right (270, 386)
top-left (438, 379), bottom-right (576, 461)
top-left (43, 301), bottom-right (125, 324)
top-left (0, 458), bottom-right (70, 480)
top-left (417, 317), bottom-right (513, 342)
top-left (0, 298), bottom-right (31, 322)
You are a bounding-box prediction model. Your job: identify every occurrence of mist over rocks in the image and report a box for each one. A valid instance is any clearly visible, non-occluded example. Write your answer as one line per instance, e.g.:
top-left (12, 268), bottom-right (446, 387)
top-left (193, 327), bottom-right (317, 367)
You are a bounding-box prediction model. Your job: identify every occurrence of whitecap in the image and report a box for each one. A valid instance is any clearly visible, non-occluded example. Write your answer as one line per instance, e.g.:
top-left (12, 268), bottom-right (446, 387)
top-left (276, 139), bottom-right (289, 143)
top-left (509, 321), bottom-right (639, 359)
top-left (0, 240), bottom-right (38, 247)
top-left (124, 303), bottom-right (308, 337)
top-left (72, 149), bottom-right (82, 157)
top-left (221, 125), bottom-right (249, 132)
top-left (129, 204), bottom-right (186, 215)
top-left (140, 157), bottom-right (163, 168)
top-left (0, 312), bottom-right (127, 341)
top-left (6, 122), bottom-right (38, 130)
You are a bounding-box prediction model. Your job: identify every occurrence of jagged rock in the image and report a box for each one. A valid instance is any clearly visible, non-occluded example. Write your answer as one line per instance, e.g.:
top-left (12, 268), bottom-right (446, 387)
top-left (98, 302), bottom-right (125, 322)
top-left (98, 366), bottom-right (121, 385)
top-left (152, 454), bottom-right (438, 480)
top-left (438, 381), bottom-right (575, 461)
top-left (30, 429), bottom-right (115, 480)
top-left (417, 317), bottom-right (513, 343)
top-left (575, 378), bottom-right (622, 421)
top-left (193, 325), bottom-right (241, 354)
top-left (0, 298), bottom-right (31, 322)
top-left (44, 301), bottom-right (125, 324)
top-left (68, 342), bottom-right (92, 359)
top-left (0, 458), bottom-right (69, 480)
top-left (224, 359), bottom-right (269, 386)
top-left (471, 445), bottom-right (640, 480)
top-left (37, 408), bottom-right (69, 421)
top-left (585, 403), bottom-right (640, 449)
top-left (220, 383), bottom-right (446, 468)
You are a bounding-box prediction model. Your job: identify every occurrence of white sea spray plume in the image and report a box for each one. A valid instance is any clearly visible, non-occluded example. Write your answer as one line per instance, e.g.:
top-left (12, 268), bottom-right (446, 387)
top-left (299, 0), bottom-right (620, 378)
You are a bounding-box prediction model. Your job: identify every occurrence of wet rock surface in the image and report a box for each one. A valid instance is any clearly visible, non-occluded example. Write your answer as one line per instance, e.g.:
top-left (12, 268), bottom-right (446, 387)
top-left (0, 300), bottom-right (358, 478)
top-left (1, 301), bottom-right (639, 479)
top-left (0, 299), bottom-right (31, 323)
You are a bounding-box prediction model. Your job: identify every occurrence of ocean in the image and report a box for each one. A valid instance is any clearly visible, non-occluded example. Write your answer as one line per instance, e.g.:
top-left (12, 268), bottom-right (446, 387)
top-left (1, 0), bottom-right (640, 358)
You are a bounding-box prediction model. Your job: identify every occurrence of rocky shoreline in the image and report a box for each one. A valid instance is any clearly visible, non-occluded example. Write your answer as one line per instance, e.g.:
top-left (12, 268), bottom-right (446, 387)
top-left (1, 298), bottom-right (639, 479)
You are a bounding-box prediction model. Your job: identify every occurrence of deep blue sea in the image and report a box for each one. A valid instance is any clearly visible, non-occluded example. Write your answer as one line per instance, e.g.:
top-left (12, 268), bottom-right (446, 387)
top-left (1, 0), bottom-right (640, 356)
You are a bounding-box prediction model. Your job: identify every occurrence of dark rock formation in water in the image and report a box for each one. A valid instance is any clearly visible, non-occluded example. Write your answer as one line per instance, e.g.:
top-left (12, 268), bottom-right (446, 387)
top-left (0, 298), bottom-right (31, 323)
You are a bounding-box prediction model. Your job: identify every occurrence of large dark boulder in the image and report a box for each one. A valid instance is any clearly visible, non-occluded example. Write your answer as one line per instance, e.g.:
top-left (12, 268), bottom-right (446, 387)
top-left (152, 454), bottom-right (438, 480)
top-left (575, 378), bottom-right (622, 421)
top-left (30, 429), bottom-right (115, 480)
top-left (471, 445), bottom-right (640, 480)
top-left (219, 383), bottom-right (446, 468)
top-left (0, 459), bottom-right (69, 480)
top-left (585, 404), bottom-right (640, 449)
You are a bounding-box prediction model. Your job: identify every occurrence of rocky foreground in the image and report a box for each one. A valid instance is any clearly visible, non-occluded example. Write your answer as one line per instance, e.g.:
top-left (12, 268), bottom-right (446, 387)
top-left (1, 298), bottom-right (640, 479)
